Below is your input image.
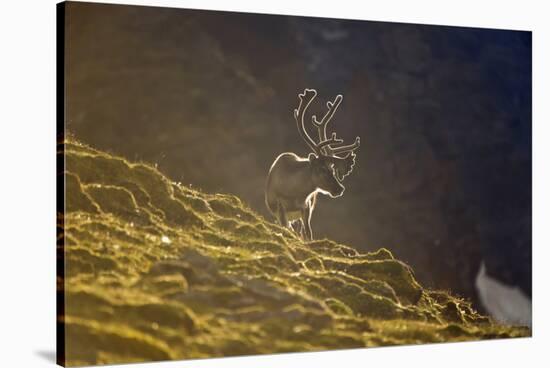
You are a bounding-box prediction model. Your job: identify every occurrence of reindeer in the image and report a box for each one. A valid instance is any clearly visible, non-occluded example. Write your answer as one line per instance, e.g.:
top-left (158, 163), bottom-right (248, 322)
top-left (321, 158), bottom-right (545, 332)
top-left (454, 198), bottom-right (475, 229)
top-left (265, 88), bottom-right (360, 240)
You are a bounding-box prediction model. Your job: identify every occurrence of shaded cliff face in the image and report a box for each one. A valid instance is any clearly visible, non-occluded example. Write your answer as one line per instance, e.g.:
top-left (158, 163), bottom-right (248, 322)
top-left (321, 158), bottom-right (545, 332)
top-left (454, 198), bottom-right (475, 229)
top-left (59, 139), bottom-right (528, 366)
top-left (64, 2), bottom-right (531, 309)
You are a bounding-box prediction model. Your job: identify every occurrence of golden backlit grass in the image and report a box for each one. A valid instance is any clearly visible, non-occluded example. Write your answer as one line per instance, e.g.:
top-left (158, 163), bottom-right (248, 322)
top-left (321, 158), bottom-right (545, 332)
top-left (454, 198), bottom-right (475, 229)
top-left (59, 138), bottom-right (530, 366)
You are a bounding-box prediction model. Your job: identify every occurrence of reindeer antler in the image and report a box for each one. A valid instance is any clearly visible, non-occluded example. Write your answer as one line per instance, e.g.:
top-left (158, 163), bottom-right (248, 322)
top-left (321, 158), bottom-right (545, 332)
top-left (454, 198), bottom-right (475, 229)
top-left (294, 89), bottom-right (320, 155)
top-left (329, 136), bottom-right (360, 156)
top-left (311, 93), bottom-right (360, 157)
top-left (312, 95), bottom-right (343, 155)
top-left (295, 89), bottom-right (342, 156)
top-left (294, 88), bottom-right (360, 158)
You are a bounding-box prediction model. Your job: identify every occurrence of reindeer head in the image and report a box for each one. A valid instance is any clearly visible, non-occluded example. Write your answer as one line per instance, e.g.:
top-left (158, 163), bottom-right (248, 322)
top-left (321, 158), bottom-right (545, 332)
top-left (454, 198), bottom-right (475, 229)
top-left (307, 153), bottom-right (345, 197)
top-left (294, 89), bottom-right (360, 197)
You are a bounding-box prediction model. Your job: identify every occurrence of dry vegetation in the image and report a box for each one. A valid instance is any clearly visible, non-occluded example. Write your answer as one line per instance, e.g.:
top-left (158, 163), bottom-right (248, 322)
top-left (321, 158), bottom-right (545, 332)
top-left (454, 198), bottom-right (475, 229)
top-left (59, 138), bottom-right (529, 366)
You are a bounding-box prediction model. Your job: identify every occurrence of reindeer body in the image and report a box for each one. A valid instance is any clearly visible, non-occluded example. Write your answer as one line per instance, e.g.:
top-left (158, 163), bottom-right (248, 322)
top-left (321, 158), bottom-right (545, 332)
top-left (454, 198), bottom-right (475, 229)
top-left (266, 152), bottom-right (337, 239)
top-left (266, 153), bottom-right (315, 219)
top-left (265, 89), bottom-right (360, 240)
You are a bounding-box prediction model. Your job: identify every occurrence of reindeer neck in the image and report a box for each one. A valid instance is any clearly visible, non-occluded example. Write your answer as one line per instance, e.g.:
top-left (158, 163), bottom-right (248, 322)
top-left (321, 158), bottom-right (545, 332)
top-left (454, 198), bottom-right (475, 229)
top-left (304, 160), bottom-right (319, 195)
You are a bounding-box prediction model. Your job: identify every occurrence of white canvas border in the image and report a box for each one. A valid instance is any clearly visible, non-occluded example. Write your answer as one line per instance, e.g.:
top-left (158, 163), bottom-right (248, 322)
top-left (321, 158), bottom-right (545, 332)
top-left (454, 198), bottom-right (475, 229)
top-left (0, 0), bottom-right (547, 367)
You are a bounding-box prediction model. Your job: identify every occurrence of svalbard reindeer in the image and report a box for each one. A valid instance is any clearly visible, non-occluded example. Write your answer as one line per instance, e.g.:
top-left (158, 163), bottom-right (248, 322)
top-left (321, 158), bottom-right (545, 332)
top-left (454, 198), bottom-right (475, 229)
top-left (265, 88), bottom-right (360, 240)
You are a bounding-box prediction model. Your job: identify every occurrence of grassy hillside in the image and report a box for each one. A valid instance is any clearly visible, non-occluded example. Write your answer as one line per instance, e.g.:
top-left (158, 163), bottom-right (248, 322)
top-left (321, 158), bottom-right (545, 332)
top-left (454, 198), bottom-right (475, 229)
top-left (59, 139), bottom-right (529, 366)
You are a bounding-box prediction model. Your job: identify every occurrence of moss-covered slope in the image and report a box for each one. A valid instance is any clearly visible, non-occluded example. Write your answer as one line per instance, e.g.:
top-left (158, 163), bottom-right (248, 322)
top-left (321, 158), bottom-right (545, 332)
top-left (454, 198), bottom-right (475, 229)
top-left (59, 139), bottom-right (529, 366)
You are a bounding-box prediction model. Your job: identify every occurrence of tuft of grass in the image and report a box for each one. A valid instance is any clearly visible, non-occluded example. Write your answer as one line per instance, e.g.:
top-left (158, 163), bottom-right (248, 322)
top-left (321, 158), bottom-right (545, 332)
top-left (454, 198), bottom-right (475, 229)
top-left (59, 138), bottom-right (530, 366)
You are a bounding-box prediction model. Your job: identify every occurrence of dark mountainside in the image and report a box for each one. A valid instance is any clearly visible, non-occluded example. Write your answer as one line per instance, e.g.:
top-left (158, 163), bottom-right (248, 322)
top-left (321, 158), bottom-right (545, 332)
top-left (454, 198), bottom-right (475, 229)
top-left (60, 139), bottom-right (529, 366)
top-left (64, 2), bottom-right (532, 310)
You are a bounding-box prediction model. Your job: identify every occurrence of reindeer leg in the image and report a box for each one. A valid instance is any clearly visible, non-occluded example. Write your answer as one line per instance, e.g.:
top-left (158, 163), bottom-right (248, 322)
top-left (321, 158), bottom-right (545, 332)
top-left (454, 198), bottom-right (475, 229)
top-left (302, 207), bottom-right (313, 240)
top-left (296, 219), bottom-right (305, 239)
top-left (290, 220), bottom-right (301, 237)
top-left (291, 220), bottom-right (305, 239)
top-left (302, 194), bottom-right (316, 241)
top-left (276, 202), bottom-right (288, 229)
